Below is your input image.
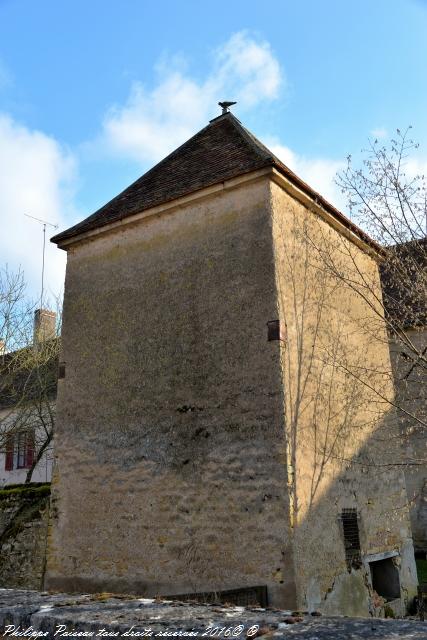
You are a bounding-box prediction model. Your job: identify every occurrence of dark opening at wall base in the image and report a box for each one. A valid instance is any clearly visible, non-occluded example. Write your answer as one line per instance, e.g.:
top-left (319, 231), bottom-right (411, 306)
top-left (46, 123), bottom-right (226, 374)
top-left (369, 557), bottom-right (401, 600)
top-left (163, 585), bottom-right (268, 607)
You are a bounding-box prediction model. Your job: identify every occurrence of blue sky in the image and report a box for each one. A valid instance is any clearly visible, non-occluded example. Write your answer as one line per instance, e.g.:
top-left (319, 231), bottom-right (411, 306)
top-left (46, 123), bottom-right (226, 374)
top-left (1, 0), bottom-right (427, 300)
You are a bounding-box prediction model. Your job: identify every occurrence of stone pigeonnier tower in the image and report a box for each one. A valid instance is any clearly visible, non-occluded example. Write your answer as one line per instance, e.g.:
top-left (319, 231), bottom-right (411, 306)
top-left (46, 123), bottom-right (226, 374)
top-left (48, 110), bottom-right (418, 615)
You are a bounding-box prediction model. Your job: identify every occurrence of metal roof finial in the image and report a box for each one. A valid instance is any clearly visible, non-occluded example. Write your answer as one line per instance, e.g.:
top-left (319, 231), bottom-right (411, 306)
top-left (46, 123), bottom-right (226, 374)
top-left (218, 101), bottom-right (237, 115)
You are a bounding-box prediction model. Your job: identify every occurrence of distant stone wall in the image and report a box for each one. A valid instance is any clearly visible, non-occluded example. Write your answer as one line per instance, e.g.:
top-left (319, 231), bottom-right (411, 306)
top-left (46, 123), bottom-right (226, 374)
top-left (389, 327), bottom-right (427, 552)
top-left (0, 484), bottom-right (50, 589)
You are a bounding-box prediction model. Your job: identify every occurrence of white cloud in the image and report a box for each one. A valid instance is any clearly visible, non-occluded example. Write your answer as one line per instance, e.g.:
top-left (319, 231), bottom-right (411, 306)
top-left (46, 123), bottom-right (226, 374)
top-left (265, 138), bottom-right (346, 211)
top-left (0, 114), bottom-right (78, 303)
top-left (102, 31), bottom-right (282, 164)
top-left (213, 32), bottom-right (282, 107)
top-left (0, 31), bottom-right (342, 312)
top-left (405, 157), bottom-right (427, 179)
top-left (100, 31), bottom-right (346, 213)
top-left (371, 127), bottom-right (388, 139)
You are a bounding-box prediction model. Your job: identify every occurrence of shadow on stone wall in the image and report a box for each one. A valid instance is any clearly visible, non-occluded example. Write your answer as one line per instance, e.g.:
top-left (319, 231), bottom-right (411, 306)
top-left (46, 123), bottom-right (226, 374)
top-left (290, 426), bottom-right (419, 617)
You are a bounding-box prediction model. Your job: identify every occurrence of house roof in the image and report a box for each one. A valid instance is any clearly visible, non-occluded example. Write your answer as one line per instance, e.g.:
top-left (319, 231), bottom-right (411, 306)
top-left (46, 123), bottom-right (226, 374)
top-left (51, 112), bottom-right (380, 253)
top-left (0, 339), bottom-right (59, 410)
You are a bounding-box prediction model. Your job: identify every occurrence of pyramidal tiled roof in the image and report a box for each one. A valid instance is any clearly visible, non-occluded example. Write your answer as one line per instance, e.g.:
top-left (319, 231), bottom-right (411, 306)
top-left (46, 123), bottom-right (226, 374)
top-left (51, 112), bottom-right (380, 252)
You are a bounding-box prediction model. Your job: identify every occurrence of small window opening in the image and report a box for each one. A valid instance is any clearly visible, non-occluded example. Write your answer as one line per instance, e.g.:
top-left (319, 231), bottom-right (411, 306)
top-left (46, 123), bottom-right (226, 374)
top-left (267, 320), bottom-right (285, 342)
top-left (58, 362), bottom-right (66, 379)
top-left (341, 508), bottom-right (362, 571)
top-left (369, 557), bottom-right (401, 600)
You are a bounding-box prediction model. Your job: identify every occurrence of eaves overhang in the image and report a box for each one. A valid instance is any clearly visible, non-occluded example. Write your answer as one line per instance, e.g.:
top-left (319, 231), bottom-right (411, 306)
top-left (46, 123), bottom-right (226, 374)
top-left (53, 163), bottom-right (384, 262)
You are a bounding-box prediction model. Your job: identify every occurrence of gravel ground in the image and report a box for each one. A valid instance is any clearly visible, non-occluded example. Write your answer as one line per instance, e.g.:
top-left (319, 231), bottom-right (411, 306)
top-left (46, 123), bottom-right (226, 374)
top-left (0, 589), bottom-right (425, 640)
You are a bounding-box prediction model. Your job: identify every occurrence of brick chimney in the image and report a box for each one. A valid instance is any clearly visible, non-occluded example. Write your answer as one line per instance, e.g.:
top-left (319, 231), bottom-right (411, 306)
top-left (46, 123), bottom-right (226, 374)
top-left (33, 309), bottom-right (56, 345)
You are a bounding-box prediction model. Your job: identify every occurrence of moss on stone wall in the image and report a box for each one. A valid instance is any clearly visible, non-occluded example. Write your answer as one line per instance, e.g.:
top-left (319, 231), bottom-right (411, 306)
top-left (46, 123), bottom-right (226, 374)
top-left (0, 483), bottom-right (50, 589)
top-left (0, 482), bottom-right (50, 499)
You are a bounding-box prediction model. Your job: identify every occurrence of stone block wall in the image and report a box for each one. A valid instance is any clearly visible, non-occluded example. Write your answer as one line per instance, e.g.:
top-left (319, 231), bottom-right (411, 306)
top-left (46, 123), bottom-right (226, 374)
top-left (46, 178), bottom-right (296, 606)
top-left (388, 327), bottom-right (427, 553)
top-left (0, 483), bottom-right (50, 589)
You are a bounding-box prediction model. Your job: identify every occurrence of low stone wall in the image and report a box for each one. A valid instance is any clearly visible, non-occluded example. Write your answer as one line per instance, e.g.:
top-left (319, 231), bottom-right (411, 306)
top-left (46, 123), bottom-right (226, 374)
top-left (0, 484), bottom-right (50, 589)
top-left (0, 589), bottom-right (426, 639)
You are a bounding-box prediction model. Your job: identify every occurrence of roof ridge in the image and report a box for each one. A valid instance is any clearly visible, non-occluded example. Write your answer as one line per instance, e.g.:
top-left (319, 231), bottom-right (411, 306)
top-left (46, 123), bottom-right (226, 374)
top-left (52, 120), bottom-right (219, 240)
top-left (52, 114), bottom-right (272, 244)
top-left (136, 112), bottom-right (272, 188)
top-left (225, 115), bottom-right (275, 163)
top-left (134, 119), bottom-right (214, 183)
top-left (51, 113), bottom-right (382, 256)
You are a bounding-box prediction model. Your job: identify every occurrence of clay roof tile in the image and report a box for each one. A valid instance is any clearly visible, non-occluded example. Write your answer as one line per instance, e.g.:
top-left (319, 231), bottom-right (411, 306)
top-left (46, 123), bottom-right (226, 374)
top-left (51, 113), bottom-right (380, 254)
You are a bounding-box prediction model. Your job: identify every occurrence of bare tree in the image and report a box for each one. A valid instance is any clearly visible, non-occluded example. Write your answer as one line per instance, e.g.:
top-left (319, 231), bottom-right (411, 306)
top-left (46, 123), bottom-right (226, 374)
top-left (0, 266), bottom-right (59, 483)
top-left (297, 129), bottom-right (427, 470)
top-left (272, 202), bottom-right (395, 526)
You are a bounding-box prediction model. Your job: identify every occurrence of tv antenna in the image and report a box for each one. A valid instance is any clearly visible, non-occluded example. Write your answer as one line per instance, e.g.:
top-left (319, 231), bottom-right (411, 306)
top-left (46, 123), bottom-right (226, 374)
top-left (24, 214), bottom-right (58, 308)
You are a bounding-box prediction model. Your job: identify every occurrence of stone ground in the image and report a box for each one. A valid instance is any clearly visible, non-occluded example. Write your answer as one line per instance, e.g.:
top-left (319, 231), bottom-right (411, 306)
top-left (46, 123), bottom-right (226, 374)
top-left (0, 590), bottom-right (426, 640)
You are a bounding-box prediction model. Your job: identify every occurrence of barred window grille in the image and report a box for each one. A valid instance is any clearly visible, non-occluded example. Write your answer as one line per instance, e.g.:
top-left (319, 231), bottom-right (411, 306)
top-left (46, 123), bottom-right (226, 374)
top-left (341, 508), bottom-right (362, 571)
